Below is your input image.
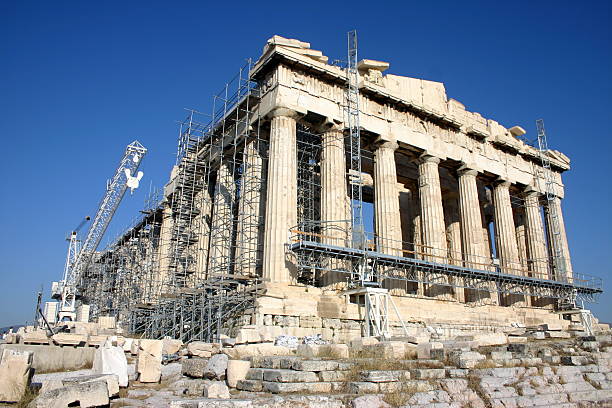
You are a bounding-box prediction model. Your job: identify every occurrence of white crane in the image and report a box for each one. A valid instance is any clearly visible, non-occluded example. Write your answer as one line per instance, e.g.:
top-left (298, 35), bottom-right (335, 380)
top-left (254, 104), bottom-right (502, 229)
top-left (51, 140), bottom-right (147, 321)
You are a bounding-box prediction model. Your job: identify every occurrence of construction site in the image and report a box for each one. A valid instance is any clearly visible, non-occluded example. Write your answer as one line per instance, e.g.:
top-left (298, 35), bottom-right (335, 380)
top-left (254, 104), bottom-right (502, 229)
top-left (35, 32), bottom-right (604, 344)
top-left (2, 32), bottom-right (612, 408)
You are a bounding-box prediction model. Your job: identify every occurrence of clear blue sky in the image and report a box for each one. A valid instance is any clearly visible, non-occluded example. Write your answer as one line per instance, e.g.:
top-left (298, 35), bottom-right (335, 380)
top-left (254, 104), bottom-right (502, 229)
top-left (1, 1), bottom-right (610, 326)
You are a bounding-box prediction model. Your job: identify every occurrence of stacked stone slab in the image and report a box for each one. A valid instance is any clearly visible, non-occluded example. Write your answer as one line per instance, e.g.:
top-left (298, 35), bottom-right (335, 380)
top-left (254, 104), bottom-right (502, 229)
top-left (0, 349), bottom-right (33, 402)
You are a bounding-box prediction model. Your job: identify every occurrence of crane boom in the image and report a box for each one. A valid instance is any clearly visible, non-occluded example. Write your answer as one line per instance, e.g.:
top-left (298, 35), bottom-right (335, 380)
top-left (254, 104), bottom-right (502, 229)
top-left (54, 140), bottom-right (147, 321)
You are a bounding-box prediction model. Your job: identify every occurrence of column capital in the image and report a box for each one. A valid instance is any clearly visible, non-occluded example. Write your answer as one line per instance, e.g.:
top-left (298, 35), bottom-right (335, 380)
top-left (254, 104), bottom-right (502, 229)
top-left (317, 119), bottom-right (344, 134)
top-left (457, 162), bottom-right (480, 177)
top-left (267, 106), bottom-right (303, 120)
top-left (494, 178), bottom-right (511, 189)
top-left (418, 153), bottom-right (440, 165)
top-left (523, 185), bottom-right (541, 198)
top-left (374, 138), bottom-right (399, 151)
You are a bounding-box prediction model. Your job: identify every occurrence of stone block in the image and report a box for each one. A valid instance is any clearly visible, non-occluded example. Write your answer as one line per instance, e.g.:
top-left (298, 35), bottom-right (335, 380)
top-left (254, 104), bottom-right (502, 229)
top-left (236, 327), bottom-right (261, 344)
top-left (29, 380), bottom-right (109, 408)
top-left (507, 336), bottom-right (527, 344)
top-left (182, 358), bottom-right (208, 378)
top-left (263, 369), bottom-right (318, 382)
top-left (245, 368), bottom-right (264, 381)
top-left (136, 339), bottom-right (162, 383)
top-left (52, 333), bottom-right (88, 346)
top-left (561, 355), bottom-right (589, 366)
top-left (162, 338), bottom-right (183, 355)
top-left (360, 370), bottom-right (408, 382)
top-left (62, 374), bottom-right (119, 398)
top-left (545, 331), bottom-right (571, 338)
top-left (236, 379), bottom-right (263, 392)
top-left (439, 378), bottom-right (468, 394)
top-left (319, 370), bottom-right (347, 381)
top-left (491, 351), bottom-right (512, 360)
top-left (203, 380), bottom-right (230, 399)
top-left (21, 330), bottom-right (49, 345)
top-left (0, 349), bottom-right (33, 402)
top-left (347, 381), bottom-right (379, 394)
top-left (299, 316), bottom-right (323, 329)
top-left (540, 322), bottom-right (562, 331)
top-left (98, 316), bottom-right (116, 329)
top-left (227, 360), bottom-right (251, 388)
top-left (130, 339), bottom-right (140, 355)
top-left (417, 341), bottom-right (443, 359)
top-left (263, 381), bottom-right (331, 393)
top-left (449, 351), bottom-right (486, 369)
top-left (322, 318), bottom-right (341, 329)
top-left (348, 336), bottom-right (379, 351)
top-left (507, 343), bottom-right (526, 354)
top-left (411, 368), bottom-right (446, 379)
top-left (351, 395), bottom-right (392, 408)
top-left (222, 343), bottom-right (291, 359)
top-left (528, 331), bottom-right (546, 340)
top-left (86, 335), bottom-right (108, 347)
top-left (122, 338), bottom-right (133, 352)
top-left (92, 344), bottom-right (128, 387)
top-left (447, 368), bottom-right (469, 378)
top-left (203, 353), bottom-right (228, 380)
top-left (187, 341), bottom-right (220, 358)
top-left (292, 359), bottom-right (338, 371)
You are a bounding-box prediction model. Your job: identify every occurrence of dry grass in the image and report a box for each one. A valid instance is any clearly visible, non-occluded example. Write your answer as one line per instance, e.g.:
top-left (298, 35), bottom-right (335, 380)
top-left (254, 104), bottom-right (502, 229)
top-left (16, 386), bottom-right (38, 408)
top-left (382, 383), bottom-right (419, 407)
top-left (473, 359), bottom-right (497, 369)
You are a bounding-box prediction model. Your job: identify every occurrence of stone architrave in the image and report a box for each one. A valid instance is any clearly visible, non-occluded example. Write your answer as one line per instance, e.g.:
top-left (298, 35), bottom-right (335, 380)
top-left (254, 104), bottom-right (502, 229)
top-left (136, 339), bottom-right (163, 383)
top-left (373, 140), bottom-right (402, 255)
top-left (262, 108), bottom-right (299, 284)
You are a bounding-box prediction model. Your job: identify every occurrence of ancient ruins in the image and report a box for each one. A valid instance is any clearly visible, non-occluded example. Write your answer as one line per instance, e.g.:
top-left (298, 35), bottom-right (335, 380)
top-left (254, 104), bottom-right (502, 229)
top-left (53, 34), bottom-right (603, 341)
top-left (2, 34), bottom-right (609, 407)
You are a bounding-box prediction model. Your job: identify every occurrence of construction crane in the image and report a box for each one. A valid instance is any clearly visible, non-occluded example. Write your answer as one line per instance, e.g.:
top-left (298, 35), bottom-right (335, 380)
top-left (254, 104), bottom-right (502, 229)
top-left (51, 140), bottom-right (147, 322)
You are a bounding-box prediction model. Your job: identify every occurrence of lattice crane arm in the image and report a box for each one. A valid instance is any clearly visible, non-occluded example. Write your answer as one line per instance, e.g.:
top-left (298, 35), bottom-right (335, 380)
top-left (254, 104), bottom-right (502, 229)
top-left (56, 140), bottom-right (147, 320)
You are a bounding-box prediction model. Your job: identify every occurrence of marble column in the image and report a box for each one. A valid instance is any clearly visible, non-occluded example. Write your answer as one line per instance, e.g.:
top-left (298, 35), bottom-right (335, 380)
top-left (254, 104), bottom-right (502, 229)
top-left (458, 168), bottom-right (489, 269)
top-left (262, 108), bottom-right (298, 284)
top-left (155, 203), bottom-right (174, 297)
top-left (373, 140), bottom-right (402, 256)
top-left (545, 196), bottom-right (573, 282)
top-left (493, 180), bottom-right (525, 306)
top-left (320, 123), bottom-right (351, 287)
top-left (208, 163), bottom-right (236, 277)
top-left (444, 194), bottom-right (464, 301)
top-left (236, 139), bottom-right (264, 278)
top-left (418, 155), bottom-right (447, 261)
top-left (524, 190), bottom-right (549, 280)
top-left (194, 184), bottom-right (212, 281)
top-left (493, 181), bottom-right (521, 273)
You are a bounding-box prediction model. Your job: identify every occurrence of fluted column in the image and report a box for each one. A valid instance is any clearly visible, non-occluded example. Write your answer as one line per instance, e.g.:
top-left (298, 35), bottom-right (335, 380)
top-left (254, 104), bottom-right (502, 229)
top-left (458, 168), bottom-right (489, 269)
top-left (418, 155), bottom-right (447, 261)
top-left (262, 108), bottom-right (298, 283)
top-left (524, 190), bottom-right (549, 280)
top-left (208, 163), bottom-right (236, 277)
top-left (545, 196), bottom-right (573, 282)
top-left (444, 194), bottom-right (463, 301)
top-left (156, 203), bottom-right (174, 297)
top-left (236, 139), bottom-right (264, 278)
top-left (194, 185), bottom-right (212, 281)
top-left (493, 181), bottom-right (521, 274)
top-left (373, 140), bottom-right (402, 256)
top-left (320, 123), bottom-right (350, 287)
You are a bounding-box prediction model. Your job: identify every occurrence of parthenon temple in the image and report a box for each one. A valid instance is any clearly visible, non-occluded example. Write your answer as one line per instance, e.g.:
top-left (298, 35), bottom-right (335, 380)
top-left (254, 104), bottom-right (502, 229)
top-left (76, 35), bottom-right (602, 342)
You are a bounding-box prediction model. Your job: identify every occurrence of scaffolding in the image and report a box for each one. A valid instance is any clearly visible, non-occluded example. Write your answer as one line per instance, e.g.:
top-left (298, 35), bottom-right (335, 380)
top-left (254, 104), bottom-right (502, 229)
top-left (77, 39), bottom-right (602, 343)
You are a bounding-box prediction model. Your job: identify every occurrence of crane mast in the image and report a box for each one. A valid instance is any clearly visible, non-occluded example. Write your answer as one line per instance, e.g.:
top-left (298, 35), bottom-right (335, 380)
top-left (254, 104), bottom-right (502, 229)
top-left (52, 140), bottom-right (147, 321)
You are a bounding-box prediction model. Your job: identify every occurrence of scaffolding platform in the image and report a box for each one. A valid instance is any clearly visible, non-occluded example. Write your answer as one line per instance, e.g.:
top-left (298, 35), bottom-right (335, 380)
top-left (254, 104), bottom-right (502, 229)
top-left (288, 238), bottom-right (602, 302)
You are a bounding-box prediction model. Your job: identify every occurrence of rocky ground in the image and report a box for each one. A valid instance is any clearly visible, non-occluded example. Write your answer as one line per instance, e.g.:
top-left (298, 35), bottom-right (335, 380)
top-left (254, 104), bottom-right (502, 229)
top-left (3, 326), bottom-right (611, 407)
